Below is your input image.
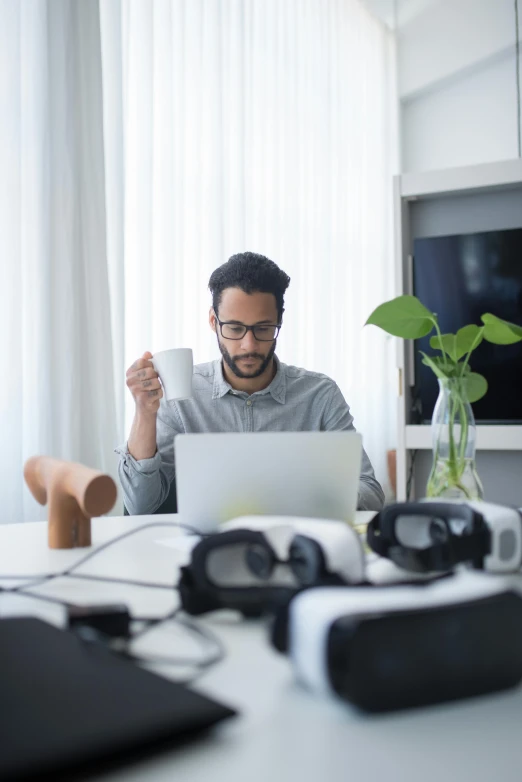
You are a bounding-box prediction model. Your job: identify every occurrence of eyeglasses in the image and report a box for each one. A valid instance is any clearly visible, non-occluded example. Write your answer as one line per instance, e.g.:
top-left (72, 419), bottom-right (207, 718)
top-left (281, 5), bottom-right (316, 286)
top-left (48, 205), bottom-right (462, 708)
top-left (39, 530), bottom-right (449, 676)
top-left (215, 316), bottom-right (280, 341)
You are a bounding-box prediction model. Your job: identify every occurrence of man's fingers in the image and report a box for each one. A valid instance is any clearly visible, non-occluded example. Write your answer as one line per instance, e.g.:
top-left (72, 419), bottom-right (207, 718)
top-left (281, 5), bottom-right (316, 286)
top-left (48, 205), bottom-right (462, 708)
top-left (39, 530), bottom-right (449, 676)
top-left (126, 358), bottom-right (155, 377)
top-left (125, 352), bottom-right (162, 411)
top-left (127, 374), bottom-right (161, 391)
top-left (140, 387), bottom-right (163, 410)
top-left (140, 378), bottom-right (162, 390)
top-left (135, 367), bottom-right (158, 381)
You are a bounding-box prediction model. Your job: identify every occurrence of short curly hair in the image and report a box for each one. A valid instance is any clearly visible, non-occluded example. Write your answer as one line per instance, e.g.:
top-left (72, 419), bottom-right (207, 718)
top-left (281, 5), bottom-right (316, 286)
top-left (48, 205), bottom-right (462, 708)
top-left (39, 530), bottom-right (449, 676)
top-left (208, 252), bottom-right (291, 322)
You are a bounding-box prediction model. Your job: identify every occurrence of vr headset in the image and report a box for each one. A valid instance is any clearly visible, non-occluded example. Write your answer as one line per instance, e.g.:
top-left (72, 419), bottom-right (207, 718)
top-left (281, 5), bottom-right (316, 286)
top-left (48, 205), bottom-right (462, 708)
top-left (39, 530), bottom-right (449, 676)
top-left (367, 500), bottom-right (522, 574)
top-left (271, 572), bottom-right (522, 712)
top-left (178, 516), bottom-right (365, 616)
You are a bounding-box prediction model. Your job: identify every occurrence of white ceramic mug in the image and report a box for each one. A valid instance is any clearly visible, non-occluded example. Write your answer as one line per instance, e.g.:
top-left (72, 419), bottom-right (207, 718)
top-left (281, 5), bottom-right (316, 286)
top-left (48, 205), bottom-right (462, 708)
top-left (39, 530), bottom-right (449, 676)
top-left (151, 348), bottom-right (193, 401)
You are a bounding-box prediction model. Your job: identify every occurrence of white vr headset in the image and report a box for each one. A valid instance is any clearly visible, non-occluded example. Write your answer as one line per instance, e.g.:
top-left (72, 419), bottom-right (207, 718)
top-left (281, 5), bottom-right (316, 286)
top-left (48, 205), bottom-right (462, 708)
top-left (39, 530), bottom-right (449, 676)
top-left (366, 500), bottom-right (522, 574)
top-left (271, 571), bottom-right (522, 712)
top-left (178, 515), bottom-right (365, 616)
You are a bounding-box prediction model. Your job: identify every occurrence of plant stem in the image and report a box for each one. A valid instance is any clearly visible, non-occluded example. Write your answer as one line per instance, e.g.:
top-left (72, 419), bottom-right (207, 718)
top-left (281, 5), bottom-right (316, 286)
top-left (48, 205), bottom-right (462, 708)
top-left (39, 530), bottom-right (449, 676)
top-left (427, 378), bottom-right (480, 502)
top-left (459, 327), bottom-right (485, 379)
top-left (432, 318), bottom-right (451, 367)
top-left (453, 480), bottom-right (473, 499)
top-left (447, 385), bottom-right (459, 482)
top-left (458, 393), bottom-right (468, 465)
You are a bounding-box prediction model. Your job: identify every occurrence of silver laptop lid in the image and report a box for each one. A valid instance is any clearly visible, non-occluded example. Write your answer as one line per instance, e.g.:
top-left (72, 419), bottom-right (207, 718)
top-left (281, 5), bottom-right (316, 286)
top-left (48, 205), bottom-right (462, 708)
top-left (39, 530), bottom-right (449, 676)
top-left (174, 431), bottom-right (362, 533)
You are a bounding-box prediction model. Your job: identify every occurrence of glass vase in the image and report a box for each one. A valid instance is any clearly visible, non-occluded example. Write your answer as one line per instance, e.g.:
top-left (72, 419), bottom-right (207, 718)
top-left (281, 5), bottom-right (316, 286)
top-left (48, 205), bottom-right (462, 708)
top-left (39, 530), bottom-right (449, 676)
top-left (426, 378), bottom-right (484, 501)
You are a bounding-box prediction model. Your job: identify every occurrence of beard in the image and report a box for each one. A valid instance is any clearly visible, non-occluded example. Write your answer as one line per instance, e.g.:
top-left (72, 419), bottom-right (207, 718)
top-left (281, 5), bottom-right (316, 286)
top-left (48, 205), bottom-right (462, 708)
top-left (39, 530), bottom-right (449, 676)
top-left (217, 337), bottom-right (277, 379)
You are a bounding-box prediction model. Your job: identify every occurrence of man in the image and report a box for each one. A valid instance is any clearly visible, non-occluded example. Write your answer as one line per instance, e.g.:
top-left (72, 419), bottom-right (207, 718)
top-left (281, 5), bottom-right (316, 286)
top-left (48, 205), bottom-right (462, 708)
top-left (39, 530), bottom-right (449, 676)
top-left (117, 252), bottom-right (384, 514)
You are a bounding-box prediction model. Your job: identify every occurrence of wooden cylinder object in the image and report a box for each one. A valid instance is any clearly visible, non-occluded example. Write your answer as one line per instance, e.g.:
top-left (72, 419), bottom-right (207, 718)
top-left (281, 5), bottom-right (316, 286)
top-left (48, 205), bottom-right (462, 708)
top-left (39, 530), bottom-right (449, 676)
top-left (24, 456), bottom-right (117, 549)
top-left (387, 448), bottom-right (397, 499)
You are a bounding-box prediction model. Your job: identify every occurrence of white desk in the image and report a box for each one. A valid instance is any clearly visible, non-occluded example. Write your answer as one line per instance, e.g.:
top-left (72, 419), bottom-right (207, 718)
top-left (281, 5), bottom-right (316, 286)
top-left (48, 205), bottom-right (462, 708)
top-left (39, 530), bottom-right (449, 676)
top-left (1, 513), bottom-right (522, 782)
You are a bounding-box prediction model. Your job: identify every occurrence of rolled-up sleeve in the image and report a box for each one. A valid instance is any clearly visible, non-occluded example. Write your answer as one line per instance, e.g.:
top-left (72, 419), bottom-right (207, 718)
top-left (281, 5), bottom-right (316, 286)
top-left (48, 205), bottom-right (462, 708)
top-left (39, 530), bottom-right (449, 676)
top-left (322, 383), bottom-right (385, 512)
top-left (115, 404), bottom-right (182, 515)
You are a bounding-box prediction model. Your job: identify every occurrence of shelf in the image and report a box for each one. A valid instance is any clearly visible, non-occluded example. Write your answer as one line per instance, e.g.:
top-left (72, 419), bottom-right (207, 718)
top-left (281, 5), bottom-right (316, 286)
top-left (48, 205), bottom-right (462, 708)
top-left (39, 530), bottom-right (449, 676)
top-left (405, 425), bottom-right (522, 451)
top-left (399, 159), bottom-right (522, 199)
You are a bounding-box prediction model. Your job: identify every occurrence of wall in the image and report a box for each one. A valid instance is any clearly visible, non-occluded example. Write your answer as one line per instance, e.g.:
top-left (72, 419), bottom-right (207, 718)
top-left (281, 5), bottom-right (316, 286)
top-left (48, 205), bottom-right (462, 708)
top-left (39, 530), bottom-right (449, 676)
top-left (362, 0), bottom-right (522, 505)
top-left (397, 0), bottom-right (522, 173)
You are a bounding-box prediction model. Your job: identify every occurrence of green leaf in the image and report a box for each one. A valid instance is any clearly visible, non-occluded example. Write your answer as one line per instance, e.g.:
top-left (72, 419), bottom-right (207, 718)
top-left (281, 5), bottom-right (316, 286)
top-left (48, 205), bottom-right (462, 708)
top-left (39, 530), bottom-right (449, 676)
top-left (430, 326), bottom-right (484, 362)
top-left (421, 353), bottom-right (475, 382)
top-left (455, 325), bottom-right (484, 358)
top-left (365, 295), bottom-right (435, 339)
top-left (464, 372), bottom-right (488, 403)
top-left (481, 313), bottom-right (522, 345)
top-left (429, 333), bottom-right (458, 361)
top-left (420, 352), bottom-right (452, 380)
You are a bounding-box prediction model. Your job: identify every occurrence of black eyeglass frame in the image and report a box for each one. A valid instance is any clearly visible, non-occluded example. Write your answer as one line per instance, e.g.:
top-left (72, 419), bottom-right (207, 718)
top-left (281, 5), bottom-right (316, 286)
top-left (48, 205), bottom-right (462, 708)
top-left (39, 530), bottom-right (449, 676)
top-left (215, 316), bottom-right (281, 342)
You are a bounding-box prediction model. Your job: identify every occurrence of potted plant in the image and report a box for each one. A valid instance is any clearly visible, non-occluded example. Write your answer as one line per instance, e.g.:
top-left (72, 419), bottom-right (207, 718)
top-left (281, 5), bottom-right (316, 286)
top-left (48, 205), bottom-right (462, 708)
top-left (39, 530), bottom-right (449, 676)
top-left (365, 295), bottom-right (522, 500)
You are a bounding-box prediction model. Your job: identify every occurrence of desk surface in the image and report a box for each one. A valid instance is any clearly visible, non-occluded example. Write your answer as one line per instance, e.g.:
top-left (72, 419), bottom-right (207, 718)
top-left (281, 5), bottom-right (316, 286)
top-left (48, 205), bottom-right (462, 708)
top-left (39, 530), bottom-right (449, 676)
top-left (1, 514), bottom-right (522, 782)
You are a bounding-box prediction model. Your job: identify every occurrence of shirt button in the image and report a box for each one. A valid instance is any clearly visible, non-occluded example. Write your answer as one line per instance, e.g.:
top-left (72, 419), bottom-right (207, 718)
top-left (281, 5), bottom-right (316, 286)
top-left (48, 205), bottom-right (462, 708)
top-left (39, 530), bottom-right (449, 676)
top-left (246, 400), bottom-right (252, 406)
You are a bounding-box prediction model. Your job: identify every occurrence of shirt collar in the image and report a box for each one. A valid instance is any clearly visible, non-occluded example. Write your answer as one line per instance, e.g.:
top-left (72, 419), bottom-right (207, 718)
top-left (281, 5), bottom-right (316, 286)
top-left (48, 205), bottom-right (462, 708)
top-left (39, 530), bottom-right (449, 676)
top-left (212, 356), bottom-right (286, 404)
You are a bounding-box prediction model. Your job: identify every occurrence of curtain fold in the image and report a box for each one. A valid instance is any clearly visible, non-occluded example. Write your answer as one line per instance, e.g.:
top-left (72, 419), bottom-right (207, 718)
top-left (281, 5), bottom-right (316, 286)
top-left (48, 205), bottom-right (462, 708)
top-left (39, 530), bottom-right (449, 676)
top-left (1, 0), bottom-right (398, 524)
top-left (0, 0), bottom-right (119, 522)
top-left (102, 0), bottom-right (398, 493)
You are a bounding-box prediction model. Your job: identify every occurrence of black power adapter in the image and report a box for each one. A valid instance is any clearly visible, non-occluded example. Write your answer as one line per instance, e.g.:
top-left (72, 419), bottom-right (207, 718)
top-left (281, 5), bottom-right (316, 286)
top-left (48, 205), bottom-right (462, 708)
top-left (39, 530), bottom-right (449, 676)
top-left (67, 604), bottom-right (131, 640)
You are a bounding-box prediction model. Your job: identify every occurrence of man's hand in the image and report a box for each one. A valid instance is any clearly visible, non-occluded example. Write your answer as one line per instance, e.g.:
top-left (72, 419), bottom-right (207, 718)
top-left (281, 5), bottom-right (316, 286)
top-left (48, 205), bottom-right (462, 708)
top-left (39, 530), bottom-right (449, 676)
top-left (126, 352), bottom-right (162, 461)
top-left (126, 351), bottom-right (163, 415)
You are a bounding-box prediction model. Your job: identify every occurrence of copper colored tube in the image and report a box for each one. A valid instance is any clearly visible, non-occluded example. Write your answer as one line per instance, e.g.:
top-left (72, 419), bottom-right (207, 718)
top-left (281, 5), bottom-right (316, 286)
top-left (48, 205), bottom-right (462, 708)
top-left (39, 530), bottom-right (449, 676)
top-left (24, 456), bottom-right (117, 549)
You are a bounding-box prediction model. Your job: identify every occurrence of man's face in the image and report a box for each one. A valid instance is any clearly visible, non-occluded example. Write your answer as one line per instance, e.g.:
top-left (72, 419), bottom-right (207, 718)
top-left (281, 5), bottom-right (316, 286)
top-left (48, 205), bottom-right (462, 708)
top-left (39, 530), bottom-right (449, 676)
top-left (210, 288), bottom-right (279, 379)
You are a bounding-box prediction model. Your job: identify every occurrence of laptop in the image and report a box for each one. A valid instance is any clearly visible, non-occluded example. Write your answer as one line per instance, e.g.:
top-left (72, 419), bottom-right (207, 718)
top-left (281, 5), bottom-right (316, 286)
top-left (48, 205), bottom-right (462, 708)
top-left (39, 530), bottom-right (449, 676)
top-left (174, 431), bottom-right (362, 532)
top-left (0, 617), bottom-right (236, 782)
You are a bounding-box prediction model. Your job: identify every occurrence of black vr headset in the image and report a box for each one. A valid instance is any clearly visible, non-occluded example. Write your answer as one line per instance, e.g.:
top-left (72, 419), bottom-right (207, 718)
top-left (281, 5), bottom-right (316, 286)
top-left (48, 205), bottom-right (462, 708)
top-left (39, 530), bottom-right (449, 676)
top-left (178, 517), bottom-right (366, 616)
top-left (367, 500), bottom-right (522, 574)
top-left (271, 572), bottom-right (522, 712)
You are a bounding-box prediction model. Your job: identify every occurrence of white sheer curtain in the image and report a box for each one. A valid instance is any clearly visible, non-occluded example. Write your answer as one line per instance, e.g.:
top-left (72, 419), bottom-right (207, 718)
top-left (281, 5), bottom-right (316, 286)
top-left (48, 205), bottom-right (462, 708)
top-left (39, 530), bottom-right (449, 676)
top-left (1, 0), bottom-right (397, 524)
top-left (102, 0), bottom-right (398, 492)
top-left (0, 0), bottom-right (119, 522)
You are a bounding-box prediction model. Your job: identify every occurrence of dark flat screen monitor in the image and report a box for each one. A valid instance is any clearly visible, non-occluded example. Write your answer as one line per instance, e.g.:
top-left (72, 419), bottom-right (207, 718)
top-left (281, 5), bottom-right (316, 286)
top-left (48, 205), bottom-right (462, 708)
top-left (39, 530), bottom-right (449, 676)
top-left (412, 227), bottom-right (522, 423)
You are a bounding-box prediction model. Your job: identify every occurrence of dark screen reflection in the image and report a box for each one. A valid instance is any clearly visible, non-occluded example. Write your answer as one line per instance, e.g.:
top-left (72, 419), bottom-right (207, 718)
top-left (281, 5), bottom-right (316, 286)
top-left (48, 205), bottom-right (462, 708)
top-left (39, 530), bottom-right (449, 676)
top-left (413, 228), bottom-right (522, 423)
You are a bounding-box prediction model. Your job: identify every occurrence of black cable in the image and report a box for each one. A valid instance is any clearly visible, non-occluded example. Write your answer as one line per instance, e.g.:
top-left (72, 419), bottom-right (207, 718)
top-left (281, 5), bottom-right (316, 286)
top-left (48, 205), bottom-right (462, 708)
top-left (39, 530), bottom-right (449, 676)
top-left (0, 522), bottom-right (196, 650)
top-left (0, 573), bottom-right (176, 591)
top-left (72, 608), bottom-right (225, 673)
top-left (131, 608), bottom-right (181, 640)
top-left (515, 0), bottom-right (522, 157)
top-left (1, 586), bottom-right (223, 675)
top-left (0, 572), bottom-right (176, 591)
top-left (66, 572), bottom-right (177, 590)
top-left (123, 614), bottom-right (226, 673)
top-left (0, 520), bottom-right (204, 593)
top-left (1, 583), bottom-right (179, 631)
top-left (0, 587), bottom-right (73, 608)
top-left (58, 521), bottom-right (203, 576)
top-left (0, 521), bottom-right (223, 675)
top-left (72, 614), bottom-right (224, 675)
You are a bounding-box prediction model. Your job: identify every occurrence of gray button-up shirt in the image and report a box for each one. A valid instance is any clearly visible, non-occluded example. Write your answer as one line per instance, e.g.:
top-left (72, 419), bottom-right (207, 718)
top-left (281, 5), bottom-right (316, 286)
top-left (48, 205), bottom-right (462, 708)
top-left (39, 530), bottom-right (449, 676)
top-left (116, 358), bottom-right (385, 515)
